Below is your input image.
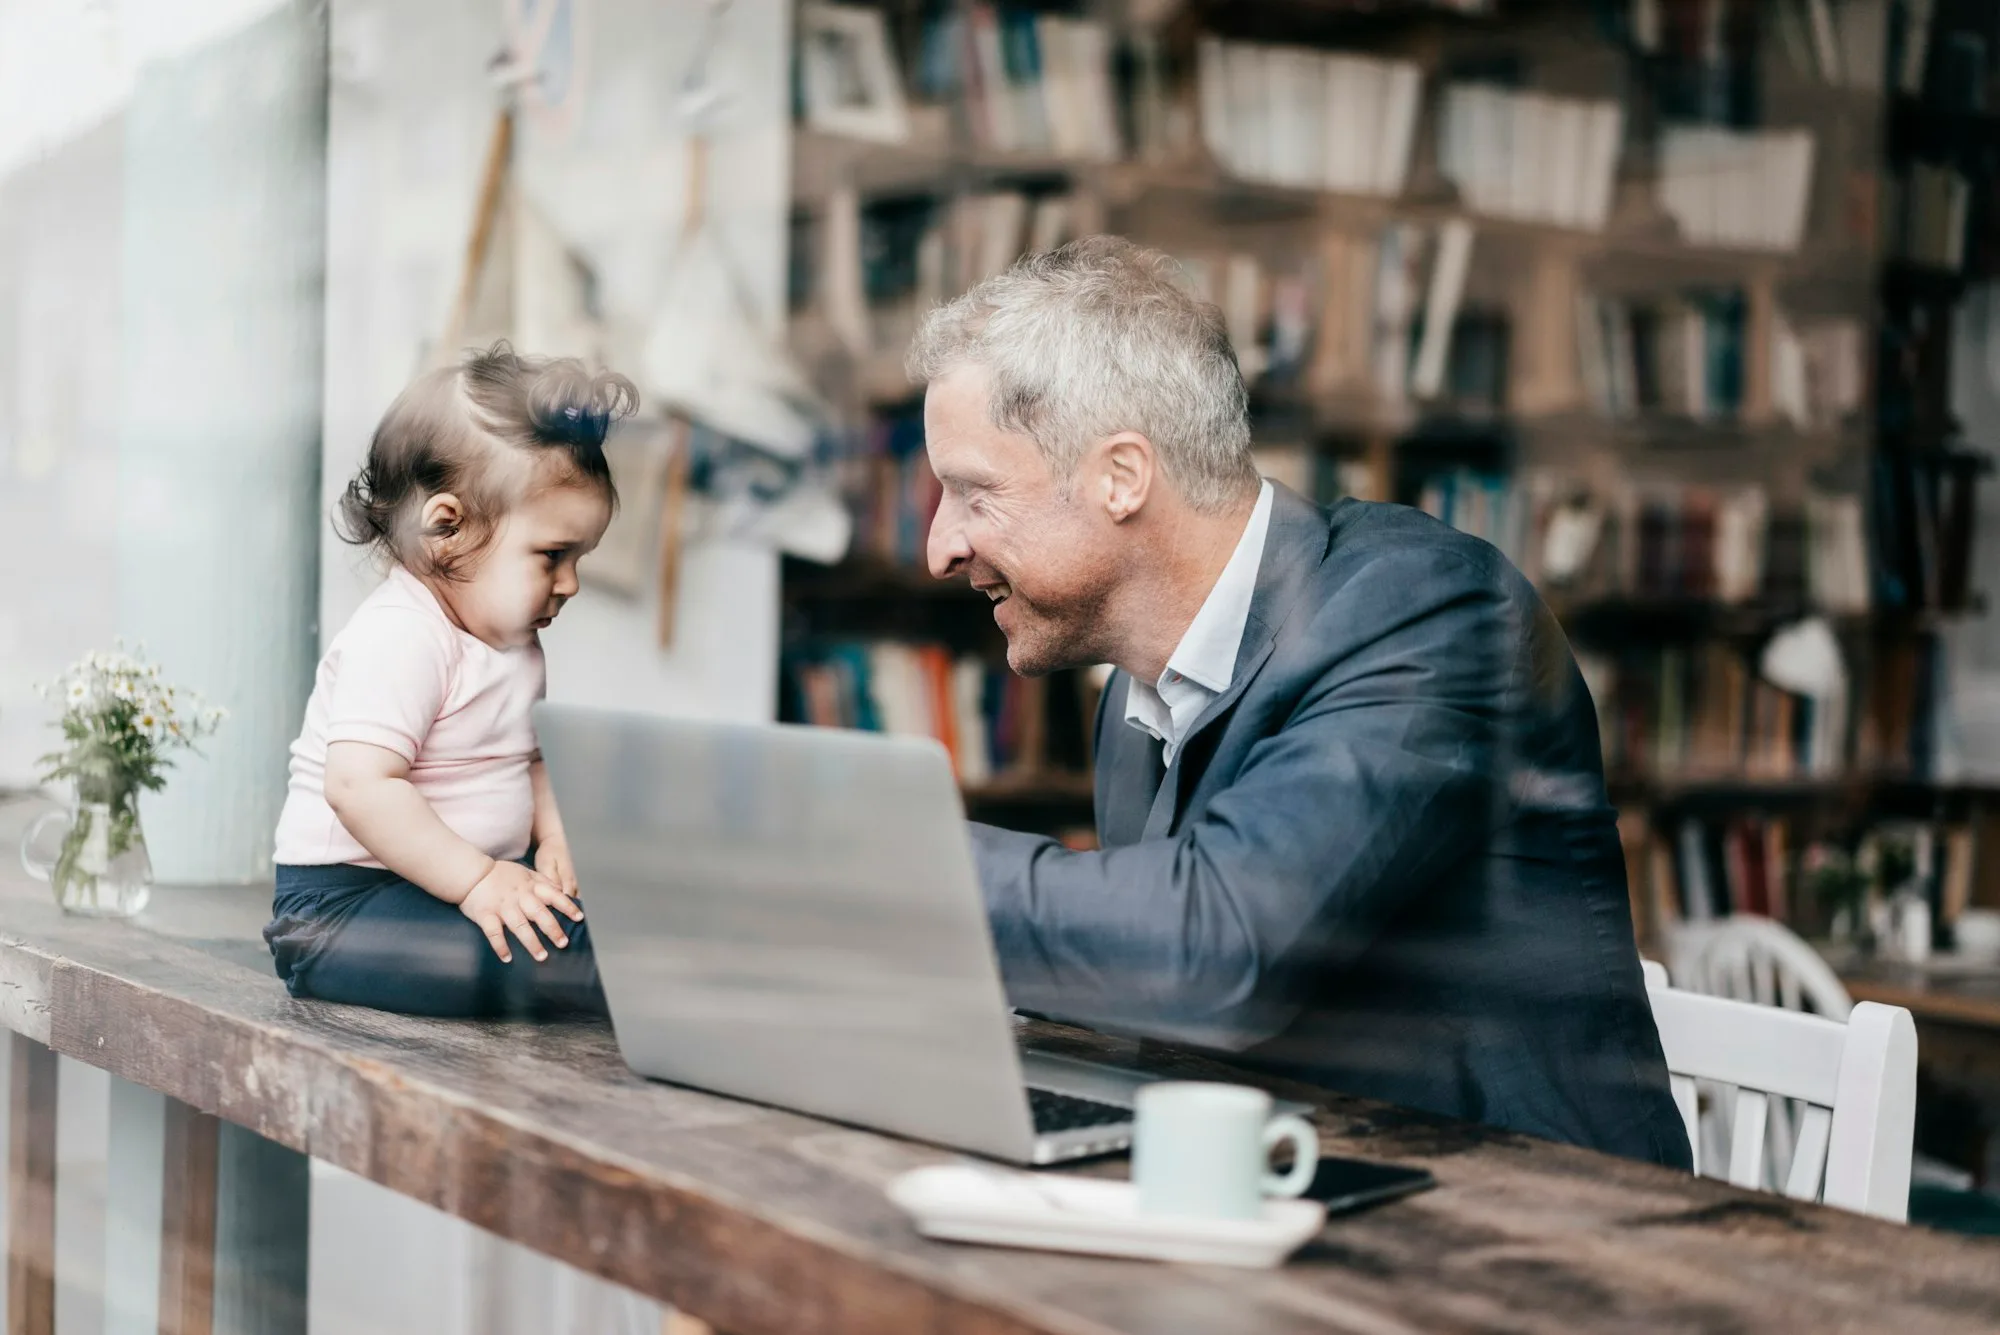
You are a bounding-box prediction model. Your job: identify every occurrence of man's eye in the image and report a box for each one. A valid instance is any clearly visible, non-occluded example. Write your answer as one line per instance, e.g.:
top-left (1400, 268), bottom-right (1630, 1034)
top-left (541, 549), bottom-right (568, 564)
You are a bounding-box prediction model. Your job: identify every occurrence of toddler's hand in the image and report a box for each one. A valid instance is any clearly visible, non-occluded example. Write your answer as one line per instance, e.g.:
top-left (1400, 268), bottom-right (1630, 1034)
top-left (534, 835), bottom-right (579, 900)
top-left (460, 860), bottom-right (584, 963)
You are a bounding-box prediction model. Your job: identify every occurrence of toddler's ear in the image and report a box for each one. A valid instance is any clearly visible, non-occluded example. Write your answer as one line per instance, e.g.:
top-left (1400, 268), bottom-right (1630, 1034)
top-left (418, 492), bottom-right (471, 567)
top-left (419, 492), bottom-right (465, 540)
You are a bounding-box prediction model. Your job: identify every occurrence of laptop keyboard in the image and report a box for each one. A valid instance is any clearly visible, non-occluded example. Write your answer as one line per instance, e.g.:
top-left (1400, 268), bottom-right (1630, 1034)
top-left (1027, 1086), bottom-right (1133, 1134)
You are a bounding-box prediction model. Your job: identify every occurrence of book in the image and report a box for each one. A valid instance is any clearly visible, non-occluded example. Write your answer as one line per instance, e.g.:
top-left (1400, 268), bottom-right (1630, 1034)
top-left (1658, 126), bottom-right (1817, 252)
top-left (1438, 84), bottom-right (1623, 229)
top-left (785, 640), bottom-right (1098, 784)
top-left (1195, 38), bottom-right (1423, 197)
top-left (1576, 287), bottom-right (1760, 421)
top-left (1410, 220), bottom-right (1476, 400)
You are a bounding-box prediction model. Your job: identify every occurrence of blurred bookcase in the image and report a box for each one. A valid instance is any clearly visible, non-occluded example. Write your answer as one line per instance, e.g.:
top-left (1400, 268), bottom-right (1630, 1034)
top-left (779, 0), bottom-right (2000, 908)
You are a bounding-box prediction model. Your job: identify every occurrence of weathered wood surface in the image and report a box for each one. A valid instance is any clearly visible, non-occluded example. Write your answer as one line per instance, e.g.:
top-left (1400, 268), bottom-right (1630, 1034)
top-left (0, 799), bottom-right (1997, 1333)
top-left (158, 1101), bottom-right (220, 1335)
top-left (1841, 961), bottom-right (2000, 1032)
top-left (7, 1034), bottom-right (55, 1335)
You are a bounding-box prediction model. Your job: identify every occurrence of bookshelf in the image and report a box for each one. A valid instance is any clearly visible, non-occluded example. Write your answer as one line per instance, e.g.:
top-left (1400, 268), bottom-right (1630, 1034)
top-left (780, 0), bottom-right (2000, 890)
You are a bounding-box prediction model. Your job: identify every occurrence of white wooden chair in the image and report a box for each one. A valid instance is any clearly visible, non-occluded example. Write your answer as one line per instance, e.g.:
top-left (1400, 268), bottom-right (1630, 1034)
top-left (1668, 916), bottom-right (1853, 1020)
top-left (1664, 917), bottom-right (1857, 1182)
top-left (1640, 962), bottom-right (1917, 1221)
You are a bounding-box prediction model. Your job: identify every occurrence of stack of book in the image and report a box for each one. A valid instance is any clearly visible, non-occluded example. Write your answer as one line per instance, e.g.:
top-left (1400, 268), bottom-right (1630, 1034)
top-left (1804, 491), bottom-right (1873, 614)
top-left (783, 642), bottom-right (1095, 784)
top-left (1195, 38), bottom-right (1423, 196)
top-left (1771, 313), bottom-right (1867, 431)
top-left (1356, 221), bottom-right (1500, 410)
top-left (1575, 288), bottom-right (1749, 420)
top-left (919, 5), bottom-right (1123, 160)
top-left (1893, 0), bottom-right (2000, 109)
top-left (1585, 643), bottom-right (1845, 781)
top-left (1887, 162), bottom-right (1973, 271)
top-left (1870, 454), bottom-right (1981, 611)
top-left (1627, 810), bottom-right (1983, 948)
top-left (1651, 814), bottom-right (1796, 932)
top-left (1413, 469), bottom-right (1531, 566)
top-left (1434, 84), bottom-right (1624, 229)
top-left (836, 409), bottom-right (941, 568)
top-left (1633, 0), bottom-right (1759, 124)
top-left (1762, 0), bottom-right (1898, 91)
top-left (1173, 220), bottom-right (1498, 411)
top-left (1406, 473), bottom-right (1874, 614)
top-left (819, 187), bottom-right (1084, 361)
top-left (1657, 125), bottom-right (1816, 252)
top-left (1856, 637), bottom-right (1944, 776)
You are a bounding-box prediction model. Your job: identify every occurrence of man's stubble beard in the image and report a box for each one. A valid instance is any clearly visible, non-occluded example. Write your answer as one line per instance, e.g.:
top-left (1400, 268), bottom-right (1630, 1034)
top-left (1002, 582), bottom-right (1119, 679)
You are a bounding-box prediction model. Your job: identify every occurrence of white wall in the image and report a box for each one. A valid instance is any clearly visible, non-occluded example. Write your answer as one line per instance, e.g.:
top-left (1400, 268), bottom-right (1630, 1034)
top-left (2, 1), bottom-right (795, 1330)
top-left (317, 1), bottom-right (793, 1330)
top-left (0, 114), bottom-right (123, 791)
top-left (322, 0), bottom-right (791, 720)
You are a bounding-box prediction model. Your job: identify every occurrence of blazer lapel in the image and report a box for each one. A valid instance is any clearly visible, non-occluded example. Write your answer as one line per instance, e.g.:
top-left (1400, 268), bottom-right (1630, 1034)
top-left (1141, 484), bottom-right (1337, 840)
top-left (1097, 672), bottom-right (1164, 848)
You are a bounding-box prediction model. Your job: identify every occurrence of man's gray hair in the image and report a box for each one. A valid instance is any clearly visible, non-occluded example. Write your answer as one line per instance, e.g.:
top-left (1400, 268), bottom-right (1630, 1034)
top-left (906, 235), bottom-right (1258, 513)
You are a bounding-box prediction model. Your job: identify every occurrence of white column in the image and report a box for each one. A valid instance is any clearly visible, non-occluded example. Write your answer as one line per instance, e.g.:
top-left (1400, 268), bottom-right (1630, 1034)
top-left (103, 1076), bottom-right (163, 1335)
top-left (114, 1), bottom-right (328, 884)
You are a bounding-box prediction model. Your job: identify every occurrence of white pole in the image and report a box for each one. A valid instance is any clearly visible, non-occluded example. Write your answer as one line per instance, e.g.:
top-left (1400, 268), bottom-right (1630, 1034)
top-left (115, 1), bottom-right (327, 884)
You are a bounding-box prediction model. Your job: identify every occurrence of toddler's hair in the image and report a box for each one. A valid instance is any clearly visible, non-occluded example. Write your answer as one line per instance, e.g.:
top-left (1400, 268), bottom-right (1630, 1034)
top-left (337, 342), bottom-right (639, 580)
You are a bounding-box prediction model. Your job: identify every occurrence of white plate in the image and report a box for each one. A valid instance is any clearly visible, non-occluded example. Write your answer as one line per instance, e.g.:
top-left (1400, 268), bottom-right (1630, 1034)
top-left (887, 1164), bottom-right (1326, 1268)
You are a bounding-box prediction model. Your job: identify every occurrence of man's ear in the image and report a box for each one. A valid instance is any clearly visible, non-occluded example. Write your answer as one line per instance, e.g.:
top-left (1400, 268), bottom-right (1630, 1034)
top-left (1099, 432), bottom-right (1155, 523)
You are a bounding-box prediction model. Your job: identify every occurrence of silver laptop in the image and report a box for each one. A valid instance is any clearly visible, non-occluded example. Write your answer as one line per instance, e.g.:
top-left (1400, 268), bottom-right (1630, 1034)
top-left (534, 703), bottom-right (1140, 1165)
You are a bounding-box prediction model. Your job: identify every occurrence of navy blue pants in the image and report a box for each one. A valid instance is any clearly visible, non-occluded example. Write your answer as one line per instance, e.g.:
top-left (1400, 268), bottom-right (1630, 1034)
top-left (265, 861), bottom-right (606, 1018)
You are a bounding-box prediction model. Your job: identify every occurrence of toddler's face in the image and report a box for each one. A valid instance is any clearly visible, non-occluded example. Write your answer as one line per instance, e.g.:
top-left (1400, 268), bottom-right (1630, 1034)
top-left (447, 482), bottom-right (613, 649)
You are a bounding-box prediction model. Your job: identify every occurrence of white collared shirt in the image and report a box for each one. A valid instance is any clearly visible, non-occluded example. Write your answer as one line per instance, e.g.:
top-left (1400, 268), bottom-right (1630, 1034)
top-left (1123, 480), bottom-right (1275, 765)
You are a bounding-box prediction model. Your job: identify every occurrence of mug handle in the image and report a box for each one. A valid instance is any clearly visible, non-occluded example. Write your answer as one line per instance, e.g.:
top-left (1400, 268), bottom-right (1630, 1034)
top-left (1261, 1113), bottom-right (1319, 1198)
top-left (19, 810), bottom-right (67, 883)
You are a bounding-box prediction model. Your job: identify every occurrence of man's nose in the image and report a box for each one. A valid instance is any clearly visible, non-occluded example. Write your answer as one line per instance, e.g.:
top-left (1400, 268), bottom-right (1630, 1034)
top-left (927, 496), bottom-right (971, 580)
top-left (553, 565), bottom-right (580, 599)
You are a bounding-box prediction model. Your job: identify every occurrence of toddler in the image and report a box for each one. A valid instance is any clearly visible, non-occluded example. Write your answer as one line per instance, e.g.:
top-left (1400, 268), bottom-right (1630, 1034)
top-left (265, 343), bottom-right (636, 1017)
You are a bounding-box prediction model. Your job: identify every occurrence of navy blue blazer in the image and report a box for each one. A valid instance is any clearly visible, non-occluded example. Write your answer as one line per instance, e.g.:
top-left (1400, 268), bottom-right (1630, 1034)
top-left (971, 485), bottom-right (1693, 1168)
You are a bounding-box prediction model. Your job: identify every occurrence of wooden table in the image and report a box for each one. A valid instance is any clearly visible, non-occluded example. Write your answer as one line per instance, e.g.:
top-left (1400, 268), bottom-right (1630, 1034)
top-left (1840, 957), bottom-right (2000, 1186)
top-left (3, 800), bottom-right (1999, 1334)
top-left (1840, 959), bottom-right (2000, 1034)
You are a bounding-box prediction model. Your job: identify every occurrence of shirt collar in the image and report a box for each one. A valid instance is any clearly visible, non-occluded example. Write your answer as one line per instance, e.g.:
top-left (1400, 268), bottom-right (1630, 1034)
top-left (1122, 479), bottom-right (1275, 745)
top-left (1164, 479), bottom-right (1275, 693)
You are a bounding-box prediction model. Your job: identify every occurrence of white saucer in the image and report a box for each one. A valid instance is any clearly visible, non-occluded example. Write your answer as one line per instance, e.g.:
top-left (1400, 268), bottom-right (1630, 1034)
top-left (887, 1164), bottom-right (1326, 1268)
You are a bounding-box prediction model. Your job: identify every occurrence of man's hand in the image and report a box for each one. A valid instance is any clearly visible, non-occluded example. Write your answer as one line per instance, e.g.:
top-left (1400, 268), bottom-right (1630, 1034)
top-left (534, 835), bottom-right (580, 900)
top-left (460, 860), bottom-right (584, 963)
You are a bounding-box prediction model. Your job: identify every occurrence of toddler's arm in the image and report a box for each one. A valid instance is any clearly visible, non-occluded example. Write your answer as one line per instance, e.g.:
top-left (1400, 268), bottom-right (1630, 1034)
top-left (527, 756), bottom-right (577, 897)
top-left (324, 741), bottom-right (582, 962)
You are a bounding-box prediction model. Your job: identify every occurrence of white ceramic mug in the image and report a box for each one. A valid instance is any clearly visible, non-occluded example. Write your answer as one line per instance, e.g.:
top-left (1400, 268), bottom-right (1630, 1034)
top-left (1131, 1082), bottom-right (1318, 1221)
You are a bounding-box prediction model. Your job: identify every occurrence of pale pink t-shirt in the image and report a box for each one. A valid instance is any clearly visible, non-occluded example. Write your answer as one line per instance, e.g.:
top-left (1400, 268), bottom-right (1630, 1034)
top-left (273, 566), bottom-right (545, 867)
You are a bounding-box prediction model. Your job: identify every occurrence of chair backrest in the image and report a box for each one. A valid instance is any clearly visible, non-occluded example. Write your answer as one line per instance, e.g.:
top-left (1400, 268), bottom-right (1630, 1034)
top-left (1642, 973), bottom-right (1916, 1221)
top-left (1667, 916), bottom-right (1853, 1020)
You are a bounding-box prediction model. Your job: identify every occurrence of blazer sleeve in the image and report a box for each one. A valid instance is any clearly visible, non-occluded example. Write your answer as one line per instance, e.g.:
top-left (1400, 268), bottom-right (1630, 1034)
top-left (971, 546), bottom-right (1523, 1052)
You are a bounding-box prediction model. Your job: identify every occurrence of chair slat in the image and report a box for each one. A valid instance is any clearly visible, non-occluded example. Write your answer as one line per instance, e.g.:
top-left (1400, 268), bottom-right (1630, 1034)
top-left (1649, 988), bottom-right (1848, 1105)
top-left (1751, 953), bottom-right (1776, 1008)
top-left (1785, 1104), bottom-right (1833, 1201)
top-left (1728, 1090), bottom-right (1769, 1189)
top-left (1670, 1073), bottom-right (1700, 1177)
top-left (1767, 1097), bottom-right (1798, 1193)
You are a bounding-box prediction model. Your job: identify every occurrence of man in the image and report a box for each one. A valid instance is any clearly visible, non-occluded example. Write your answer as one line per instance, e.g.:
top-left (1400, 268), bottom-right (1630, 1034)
top-left (907, 236), bottom-right (1691, 1168)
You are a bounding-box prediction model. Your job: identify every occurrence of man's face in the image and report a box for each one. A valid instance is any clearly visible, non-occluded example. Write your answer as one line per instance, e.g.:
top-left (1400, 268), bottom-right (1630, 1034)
top-left (924, 366), bottom-right (1120, 676)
